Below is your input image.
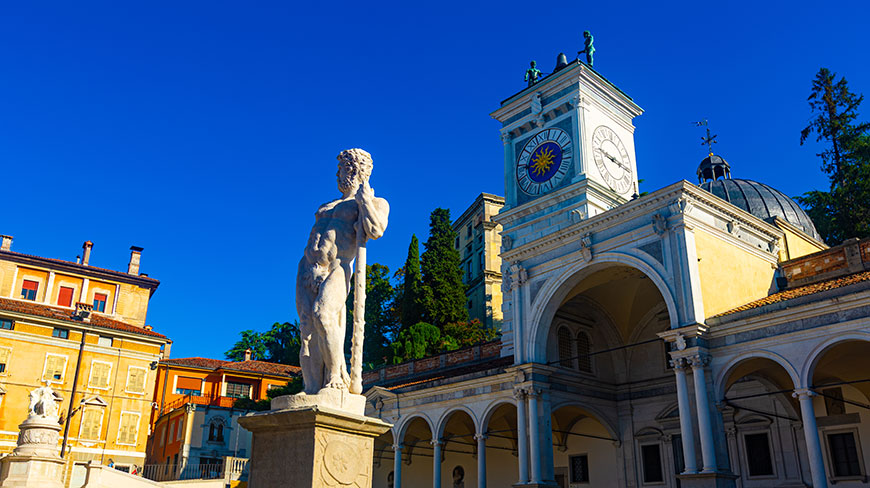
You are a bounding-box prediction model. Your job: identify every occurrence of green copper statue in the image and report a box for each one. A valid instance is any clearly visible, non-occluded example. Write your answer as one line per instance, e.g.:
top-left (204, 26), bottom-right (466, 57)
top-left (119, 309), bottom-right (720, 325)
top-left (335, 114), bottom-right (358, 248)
top-left (524, 61), bottom-right (542, 87)
top-left (578, 30), bottom-right (595, 66)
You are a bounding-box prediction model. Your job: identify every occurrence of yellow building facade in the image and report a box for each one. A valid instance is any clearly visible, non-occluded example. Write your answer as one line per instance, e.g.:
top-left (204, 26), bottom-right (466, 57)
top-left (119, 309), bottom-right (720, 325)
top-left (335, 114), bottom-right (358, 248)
top-left (0, 236), bottom-right (170, 486)
top-left (452, 193), bottom-right (505, 327)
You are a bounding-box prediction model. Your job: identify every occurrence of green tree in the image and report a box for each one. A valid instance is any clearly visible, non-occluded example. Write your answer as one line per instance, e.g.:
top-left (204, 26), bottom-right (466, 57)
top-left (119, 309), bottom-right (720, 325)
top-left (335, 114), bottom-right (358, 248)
top-left (420, 208), bottom-right (468, 327)
top-left (225, 330), bottom-right (266, 361)
top-left (262, 321), bottom-right (302, 366)
top-left (346, 263), bottom-right (399, 367)
top-left (797, 68), bottom-right (870, 244)
top-left (389, 322), bottom-right (442, 364)
top-left (400, 234), bottom-right (425, 329)
top-left (441, 319), bottom-right (501, 350)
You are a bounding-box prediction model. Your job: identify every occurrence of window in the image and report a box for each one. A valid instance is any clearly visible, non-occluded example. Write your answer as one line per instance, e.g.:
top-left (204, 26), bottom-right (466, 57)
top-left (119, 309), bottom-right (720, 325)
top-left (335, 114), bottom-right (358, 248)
top-left (58, 286), bottom-right (75, 307)
top-left (0, 319), bottom-right (14, 330)
top-left (570, 454), bottom-right (589, 483)
top-left (823, 387), bottom-right (847, 416)
top-left (79, 407), bottom-right (103, 440)
top-left (156, 425), bottom-right (165, 446)
top-left (88, 361), bottom-right (112, 389)
top-left (744, 433), bottom-right (774, 476)
top-left (117, 412), bottom-right (140, 445)
top-left (640, 444), bottom-right (664, 483)
top-left (455, 237), bottom-right (459, 249)
top-left (126, 366), bottom-right (147, 394)
top-left (828, 432), bottom-right (862, 478)
top-left (558, 327), bottom-right (573, 369)
top-left (98, 336), bottom-right (113, 347)
top-left (225, 382), bottom-right (251, 399)
top-left (52, 328), bottom-right (69, 339)
top-left (576, 331), bottom-right (592, 373)
top-left (43, 354), bottom-right (67, 382)
top-left (466, 224), bottom-right (472, 238)
top-left (114, 465), bottom-right (131, 473)
top-left (208, 422), bottom-right (225, 442)
top-left (175, 376), bottom-right (202, 396)
top-left (20, 280), bottom-right (38, 300)
top-left (478, 251), bottom-right (484, 273)
top-left (0, 347), bottom-right (10, 374)
top-left (93, 293), bottom-right (108, 313)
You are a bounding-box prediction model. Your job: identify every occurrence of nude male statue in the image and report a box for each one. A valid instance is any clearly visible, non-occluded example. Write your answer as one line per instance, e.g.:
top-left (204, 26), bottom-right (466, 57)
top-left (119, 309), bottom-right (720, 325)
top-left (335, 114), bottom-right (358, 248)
top-left (296, 148), bottom-right (389, 395)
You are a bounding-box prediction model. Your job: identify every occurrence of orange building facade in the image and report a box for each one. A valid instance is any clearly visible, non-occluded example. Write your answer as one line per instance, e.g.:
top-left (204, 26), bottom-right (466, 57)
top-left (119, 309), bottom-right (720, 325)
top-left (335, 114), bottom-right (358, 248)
top-left (145, 355), bottom-right (299, 481)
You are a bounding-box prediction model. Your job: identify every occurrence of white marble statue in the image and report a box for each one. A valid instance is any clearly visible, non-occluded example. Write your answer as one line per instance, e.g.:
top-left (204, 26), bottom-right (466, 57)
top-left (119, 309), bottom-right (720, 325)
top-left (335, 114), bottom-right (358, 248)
top-left (296, 148), bottom-right (389, 397)
top-left (28, 386), bottom-right (59, 420)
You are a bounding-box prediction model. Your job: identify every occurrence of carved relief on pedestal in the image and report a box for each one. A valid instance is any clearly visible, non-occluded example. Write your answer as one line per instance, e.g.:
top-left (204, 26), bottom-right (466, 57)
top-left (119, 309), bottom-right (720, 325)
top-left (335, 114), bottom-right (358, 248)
top-left (315, 430), bottom-right (372, 487)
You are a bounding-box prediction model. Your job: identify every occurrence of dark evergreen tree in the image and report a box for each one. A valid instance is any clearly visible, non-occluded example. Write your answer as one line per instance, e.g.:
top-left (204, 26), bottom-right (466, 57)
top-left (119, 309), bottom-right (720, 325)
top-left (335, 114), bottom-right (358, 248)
top-left (797, 68), bottom-right (870, 244)
top-left (420, 208), bottom-right (468, 326)
top-left (345, 263), bottom-right (399, 367)
top-left (400, 234), bottom-right (425, 329)
top-left (225, 330), bottom-right (266, 361)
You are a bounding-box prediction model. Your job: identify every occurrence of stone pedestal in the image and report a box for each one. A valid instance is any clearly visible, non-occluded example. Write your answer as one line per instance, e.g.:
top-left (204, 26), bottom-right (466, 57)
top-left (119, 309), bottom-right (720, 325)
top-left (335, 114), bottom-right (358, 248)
top-left (0, 417), bottom-right (64, 488)
top-left (677, 471), bottom-right (738, 488)
top-left (238, 404), bottom-right (391, 488)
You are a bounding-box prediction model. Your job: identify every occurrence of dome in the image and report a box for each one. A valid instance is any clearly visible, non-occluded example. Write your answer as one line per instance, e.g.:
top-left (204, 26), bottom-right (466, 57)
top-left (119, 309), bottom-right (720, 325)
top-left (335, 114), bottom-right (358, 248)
top-left (699, 178), bottom-right (821, 241)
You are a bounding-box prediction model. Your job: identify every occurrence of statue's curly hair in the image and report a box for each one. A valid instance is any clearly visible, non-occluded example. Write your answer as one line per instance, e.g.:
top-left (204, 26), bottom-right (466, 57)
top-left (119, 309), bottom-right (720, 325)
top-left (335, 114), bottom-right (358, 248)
top-left (337, 148), bottom-right (373, 181)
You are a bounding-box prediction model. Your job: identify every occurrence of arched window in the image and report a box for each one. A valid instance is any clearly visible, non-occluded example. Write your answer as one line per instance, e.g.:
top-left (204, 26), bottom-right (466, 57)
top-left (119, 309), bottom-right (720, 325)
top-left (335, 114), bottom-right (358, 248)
top-left (558, 327), bottom-right (573, 369)
top-left (207, 418), bottom-right (226, 443)
top-left (216, 424), bottom-right (224, 442)
top-left (208, 424), bottom-right (216, 441)
top-left (576, 331), bottom-right (592, 373)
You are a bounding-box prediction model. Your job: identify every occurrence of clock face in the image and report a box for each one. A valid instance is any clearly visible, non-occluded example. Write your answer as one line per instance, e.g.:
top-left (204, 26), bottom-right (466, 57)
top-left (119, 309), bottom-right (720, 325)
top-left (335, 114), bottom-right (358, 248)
top-left (516, 127), bottom-right (574, 195)
top-left (592, 125), bottom-right (633, 194)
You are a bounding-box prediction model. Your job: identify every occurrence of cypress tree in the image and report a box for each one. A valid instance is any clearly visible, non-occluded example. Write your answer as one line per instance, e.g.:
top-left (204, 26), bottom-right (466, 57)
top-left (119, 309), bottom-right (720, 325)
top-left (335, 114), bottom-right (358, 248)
top-left (420, 208), bottom-right (468, 327)
top-left (401, 234), bottom-right (425, 328)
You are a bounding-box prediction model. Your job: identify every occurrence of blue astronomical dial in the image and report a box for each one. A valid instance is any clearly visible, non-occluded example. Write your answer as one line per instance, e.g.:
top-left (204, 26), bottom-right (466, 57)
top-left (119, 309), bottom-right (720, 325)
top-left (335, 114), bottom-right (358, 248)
top-left (516, 128), bottom-right (574, 195)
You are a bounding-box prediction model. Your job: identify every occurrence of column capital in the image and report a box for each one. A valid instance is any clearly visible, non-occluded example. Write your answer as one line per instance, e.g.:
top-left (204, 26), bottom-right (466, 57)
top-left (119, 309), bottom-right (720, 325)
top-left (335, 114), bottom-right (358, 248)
top-left (513, 387), bottom-right (527, 400)
top-left (392, 443), bottom-right (404, 451)
top-left (669, 357), bottom-right (690, 371)
top-left (430, 438), bottom-right (442, 447)
top-left (474, 433), bottom-right (488, 441)
top-left (509, 261), bottom-right (527, 290)
top-left (793, 388), bottom-right (817, 399)
top-left (688, 353), bottom-right (710, 368)
top-left (501, 131), bottom-right (513, 144)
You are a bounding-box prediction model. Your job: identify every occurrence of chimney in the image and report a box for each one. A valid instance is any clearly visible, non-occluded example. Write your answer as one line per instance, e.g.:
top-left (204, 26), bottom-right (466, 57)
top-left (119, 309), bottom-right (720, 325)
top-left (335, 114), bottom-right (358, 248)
top-left (244, 348), bottom-right (253, 361)
top-left (128, 246), bottom-right (144, 275)
top-left (0, 235), bottom-right (12, 251)
top-left (82, 241), bottom-right (93, 266)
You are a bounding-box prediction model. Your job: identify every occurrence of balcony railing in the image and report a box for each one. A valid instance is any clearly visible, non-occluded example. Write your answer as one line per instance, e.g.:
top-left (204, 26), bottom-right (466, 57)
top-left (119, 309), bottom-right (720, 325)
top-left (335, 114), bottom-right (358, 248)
top-left (159, 393), bottom-right (240, 416)
top-left (141, 457), bottom-right (248, 483)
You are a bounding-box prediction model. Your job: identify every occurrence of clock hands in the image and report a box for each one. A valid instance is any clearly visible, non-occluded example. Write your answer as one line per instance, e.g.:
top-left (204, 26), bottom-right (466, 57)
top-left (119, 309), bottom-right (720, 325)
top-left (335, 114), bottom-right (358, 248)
top-left (595, 148), bottom-right (630, 171)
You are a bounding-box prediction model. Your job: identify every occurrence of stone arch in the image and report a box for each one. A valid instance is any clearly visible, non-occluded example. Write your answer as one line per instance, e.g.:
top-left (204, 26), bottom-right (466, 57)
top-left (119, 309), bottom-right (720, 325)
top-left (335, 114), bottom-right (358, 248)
top-left (480, 398), bottom-right (517, 433)
top-left (395, 413), bottom-right (436, 443)
top-left (435, 406), bottom-right (479, 439)
top-left (528, 252), bottom-right (679, 363)
top-left (800, 331), bottom-right (870, 389)
top-left (550, 399), bottom-right (620, 442)
top-left (714, 350), bottom-right (800, 400)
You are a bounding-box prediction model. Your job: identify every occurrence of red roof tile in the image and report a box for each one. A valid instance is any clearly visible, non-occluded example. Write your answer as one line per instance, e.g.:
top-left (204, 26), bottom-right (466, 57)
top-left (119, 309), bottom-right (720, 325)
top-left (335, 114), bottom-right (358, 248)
top-left (162, 357), bottom-right (300, 378)
top-left (714, 270), bottom-right (870, 318)
top-left (0, 297), bottom-right (168, 339)
top-left (0, 249), bottom-right (159, 286)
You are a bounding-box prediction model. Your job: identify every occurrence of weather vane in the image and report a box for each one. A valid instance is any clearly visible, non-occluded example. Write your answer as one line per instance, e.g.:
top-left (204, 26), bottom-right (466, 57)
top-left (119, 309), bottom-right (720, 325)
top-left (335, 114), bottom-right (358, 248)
top-left (694, 119), bottom-right (717, 156)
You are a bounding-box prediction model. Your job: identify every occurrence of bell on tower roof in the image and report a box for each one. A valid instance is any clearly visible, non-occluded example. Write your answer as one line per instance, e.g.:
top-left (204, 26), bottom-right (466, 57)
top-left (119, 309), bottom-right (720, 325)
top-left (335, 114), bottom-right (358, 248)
top-left (694, 119), bottom-right (731, 183)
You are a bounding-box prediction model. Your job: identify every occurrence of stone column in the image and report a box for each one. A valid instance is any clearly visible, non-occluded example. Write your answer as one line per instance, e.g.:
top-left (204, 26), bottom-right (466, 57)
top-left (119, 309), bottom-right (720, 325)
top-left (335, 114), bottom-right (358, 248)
top-left (515, 389), bottom-right (530, 484)
top-left (670, 357), bottom-right (698, 473)
top-left (541, 391), bottom-right (556, 482)
top-left (431, 439), bottom-right (442, 488)
top-left (689, 354), bottom-right (717, 473)
top-left (393, 444), bottom-right (403, 488)
top-left (509, 263), bottom-right (527, 364)
top-left (475, 433), bottom-right (487, 488)
top-left (793, 389), bottom-right (827, 488)
top-left (528, 389), bottom-right (542, 484)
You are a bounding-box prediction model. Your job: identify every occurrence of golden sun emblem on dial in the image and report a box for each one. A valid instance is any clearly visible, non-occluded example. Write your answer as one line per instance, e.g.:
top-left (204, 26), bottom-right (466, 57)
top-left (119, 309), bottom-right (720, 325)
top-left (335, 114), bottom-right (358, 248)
top-left (530, 146), bottom-right (556, 176)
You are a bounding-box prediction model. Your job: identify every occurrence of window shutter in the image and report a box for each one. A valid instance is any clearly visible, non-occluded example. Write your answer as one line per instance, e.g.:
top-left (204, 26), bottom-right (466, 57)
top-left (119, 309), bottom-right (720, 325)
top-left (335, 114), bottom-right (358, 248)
top-left (80, 408), bottom-right (102, 440)
top-left (22, 280), bottom-right (38, 291)
top-left (176, 376), bottom-right (202, 391)
top-left (127, 367), bottom-right (146, 393)
top-left (118, 413), bottom-right (139, 445)
top-left (58, 287), bottom-right (74, 307)
top-left (90, 362), bottom-right (111, 388)
top-left (44, 355), bottom-right (66, 381)
top-left (577, 331), bottom-right (592, 373)
top-left (0, 348), bottom-right (9, 364)
top-left (558, 327), bottom-right (573, 368)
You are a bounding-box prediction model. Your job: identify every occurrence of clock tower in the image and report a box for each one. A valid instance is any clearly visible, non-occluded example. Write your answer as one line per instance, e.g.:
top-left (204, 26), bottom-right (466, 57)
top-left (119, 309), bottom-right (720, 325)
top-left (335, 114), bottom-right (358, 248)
top-left (492, 60), bottom-right (643, 218)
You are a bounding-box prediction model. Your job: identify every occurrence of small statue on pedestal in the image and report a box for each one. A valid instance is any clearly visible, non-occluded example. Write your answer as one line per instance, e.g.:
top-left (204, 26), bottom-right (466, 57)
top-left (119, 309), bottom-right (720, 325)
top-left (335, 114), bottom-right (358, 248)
top-left (524, 61), bottom-right (542, 87)
top-left (578, 30), bottom-right (595, 66)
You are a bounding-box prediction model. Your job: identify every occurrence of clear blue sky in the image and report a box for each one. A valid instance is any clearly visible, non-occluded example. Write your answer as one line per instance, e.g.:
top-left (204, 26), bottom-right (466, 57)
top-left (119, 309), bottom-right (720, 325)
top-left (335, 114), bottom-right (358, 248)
top-left (2, 1), bottom-right (868, 359)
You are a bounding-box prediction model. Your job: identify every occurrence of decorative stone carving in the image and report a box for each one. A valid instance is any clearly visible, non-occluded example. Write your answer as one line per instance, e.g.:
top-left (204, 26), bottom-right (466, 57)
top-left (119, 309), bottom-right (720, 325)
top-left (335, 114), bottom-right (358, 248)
top-left (727, 220), bottom-right (739, 235)
top-left (291, 148), bottom-right (390, 414)
top-left (570, 207), bottom-right (587, 223)
top-left (768, 238), bottom-right (780, 254)
top-left (674, 333), bottom-right (687, 351)
top-left (668, 357), bottom-right (689, 371)
top-left (669, 197), bottom-right (694, 217)
top-left (502, 234), bottom-right (513, 251)
top-left (500, 131), bottom-right (513, 145)
top-left (688, 354), bottom-right (710, 368)
top-left (580, 233), bottom-right (593, 262)
top-left (508, 262), bottom-right (528, 291)
top-left (652, 213), bottom-right (668, 235)
top-left (531, 92), bottom-right (544, 127)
